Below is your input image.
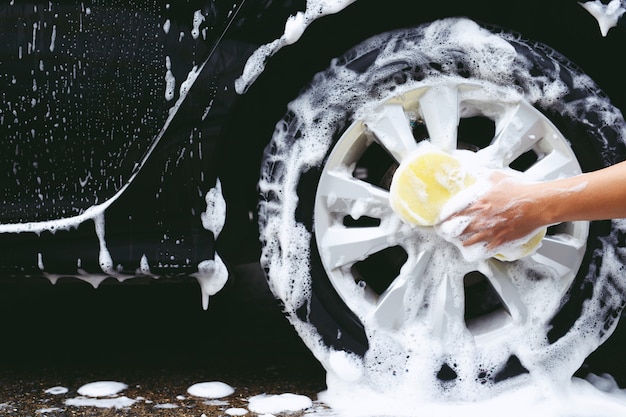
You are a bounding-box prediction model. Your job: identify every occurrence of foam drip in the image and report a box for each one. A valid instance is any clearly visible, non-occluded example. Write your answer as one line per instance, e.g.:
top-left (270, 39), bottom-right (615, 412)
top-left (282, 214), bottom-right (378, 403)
top-left (235, 0), bottom-right (358, 94)
top-left (580, 0), bottom-right (626, 36)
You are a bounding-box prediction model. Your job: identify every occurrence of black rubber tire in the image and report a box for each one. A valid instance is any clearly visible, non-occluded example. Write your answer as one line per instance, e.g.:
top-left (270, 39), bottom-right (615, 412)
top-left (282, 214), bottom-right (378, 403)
top-left (258, 18), bottom-right (626, 392)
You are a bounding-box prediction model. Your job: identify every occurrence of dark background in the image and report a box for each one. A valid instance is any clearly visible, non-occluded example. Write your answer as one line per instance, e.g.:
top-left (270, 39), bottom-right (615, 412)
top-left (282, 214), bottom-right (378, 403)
top-left (0, 265), bottom-right (324, 384)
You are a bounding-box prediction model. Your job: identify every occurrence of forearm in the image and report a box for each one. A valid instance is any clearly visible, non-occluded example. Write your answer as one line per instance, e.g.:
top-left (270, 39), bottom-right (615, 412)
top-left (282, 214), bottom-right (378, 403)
top-left (454, 160), bottom-right (626, 249)
top-left (538, 160), bottom-right (626, 225)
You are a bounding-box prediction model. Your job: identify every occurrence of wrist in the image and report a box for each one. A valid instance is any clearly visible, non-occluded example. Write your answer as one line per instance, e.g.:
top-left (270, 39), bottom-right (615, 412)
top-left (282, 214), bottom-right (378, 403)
top-left (528, 182), bottom-right (562, 227)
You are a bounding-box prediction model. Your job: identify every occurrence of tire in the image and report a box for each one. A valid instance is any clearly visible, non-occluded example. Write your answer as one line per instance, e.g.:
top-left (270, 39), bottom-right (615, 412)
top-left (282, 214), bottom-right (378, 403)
top-left (258, 18), bottom-right (626, 398)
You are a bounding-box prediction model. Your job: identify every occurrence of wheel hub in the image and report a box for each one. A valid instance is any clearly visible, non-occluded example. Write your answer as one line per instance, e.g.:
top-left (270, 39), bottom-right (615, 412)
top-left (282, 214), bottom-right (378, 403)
top-left (388, 143), bottom-right (475, 226)
top-left (314, 79), bottom-right (589, 345)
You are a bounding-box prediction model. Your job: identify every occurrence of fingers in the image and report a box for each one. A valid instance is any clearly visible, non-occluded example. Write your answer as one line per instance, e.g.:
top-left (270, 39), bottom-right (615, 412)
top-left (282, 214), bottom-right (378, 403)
top-left (439, 173), bottom-right (527, 249)
top-left (456, 212), bottom-right (510, 248)
top-left (461, 233), bottom-right (483, 247)
top-left (461, 230), bottom-right (504, 249)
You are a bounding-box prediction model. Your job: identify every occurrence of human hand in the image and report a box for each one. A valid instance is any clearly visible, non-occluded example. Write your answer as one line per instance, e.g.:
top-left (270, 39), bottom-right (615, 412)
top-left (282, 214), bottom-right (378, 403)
top-left (446, 172), bottom-right (547, 250)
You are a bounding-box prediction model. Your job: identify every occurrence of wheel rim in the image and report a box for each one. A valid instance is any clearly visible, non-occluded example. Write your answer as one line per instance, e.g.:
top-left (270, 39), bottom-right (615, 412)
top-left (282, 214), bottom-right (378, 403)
top-left (313, 80), bottom-right (589, 346)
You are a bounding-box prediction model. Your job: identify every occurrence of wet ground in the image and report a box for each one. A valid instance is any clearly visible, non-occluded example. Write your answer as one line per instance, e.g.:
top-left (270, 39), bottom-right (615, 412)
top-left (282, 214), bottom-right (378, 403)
top-left (1, 263), bottom-right (626, 416)
top-left (0, 264), bottom-right (328, 416)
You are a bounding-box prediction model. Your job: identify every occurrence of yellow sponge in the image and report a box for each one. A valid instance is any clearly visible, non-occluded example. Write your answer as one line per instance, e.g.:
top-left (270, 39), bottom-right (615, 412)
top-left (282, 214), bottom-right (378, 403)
top-left (390, 150), bottom-right (475, 226)
top-left (389, 147), bottom-right (545, 262)
top-left (494, 228), bottom-right (546, 261)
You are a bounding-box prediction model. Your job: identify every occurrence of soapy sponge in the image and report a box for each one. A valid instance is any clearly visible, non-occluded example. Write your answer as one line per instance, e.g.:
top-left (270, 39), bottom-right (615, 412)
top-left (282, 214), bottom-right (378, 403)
top-left (389, 145), bottom-right (545, 261)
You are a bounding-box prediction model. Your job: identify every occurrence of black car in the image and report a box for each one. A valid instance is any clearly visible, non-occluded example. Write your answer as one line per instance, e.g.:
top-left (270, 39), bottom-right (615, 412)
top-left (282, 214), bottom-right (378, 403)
top-left (2, 0), bottom-right (626, 397)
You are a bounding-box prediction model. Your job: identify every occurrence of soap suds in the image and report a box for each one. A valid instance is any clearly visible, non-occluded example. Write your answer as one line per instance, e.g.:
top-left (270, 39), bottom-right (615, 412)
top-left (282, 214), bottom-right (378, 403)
top-left (3, 4), bottom-right (626, 416)
top-left (48, 380), bottom-right (315, 415)
top-left (25, 375), bottom-right (626, 415)
top-left (44, 386), bottom-right (68, 395)
top-left (235, 0), bottom-right (358, 94)
top-left (201, 178), bottom-right (226, 237)
top-left (193, 255), bottom-right (228, 310)
top-left (64, 381), bottom-right (136, 409)
top-left (437, 173), bottom-right (591, 262)
top-left (580, 0), bottom-right (626, 36)
top-left (164, 56), bottom-right (176, 101)
top-left (187, 381), bottom-right (235, 399)
top-left (258, 16), bottom-right (626, 413)
top-left (77, 381), bottom-right (128, 397)
top-left (248, 393), bottom-right (313, 414)
top-left (191, 9), bottom-right (205, 40)
top-left (194, 179), bottom-right (229, 310)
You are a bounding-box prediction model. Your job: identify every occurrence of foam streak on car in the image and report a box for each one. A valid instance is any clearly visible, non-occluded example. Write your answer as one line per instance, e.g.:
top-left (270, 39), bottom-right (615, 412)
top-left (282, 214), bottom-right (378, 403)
top-left (0, 2), bottom-right (251, 293)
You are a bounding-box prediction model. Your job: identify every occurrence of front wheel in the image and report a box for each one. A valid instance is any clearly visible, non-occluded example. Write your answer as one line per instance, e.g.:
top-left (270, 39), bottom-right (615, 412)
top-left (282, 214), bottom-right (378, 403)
top-left (258, 18), bottom-right (626, 399)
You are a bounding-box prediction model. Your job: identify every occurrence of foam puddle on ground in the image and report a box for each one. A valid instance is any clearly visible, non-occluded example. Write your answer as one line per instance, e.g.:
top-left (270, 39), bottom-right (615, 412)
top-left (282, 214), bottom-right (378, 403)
top-left (320, 374), bottom-right (626, 417)
top-left (62, 381), bottom-right (136, 409)
top-left (38, 379), bottom-right (317, 415)
top-left (31, 374), bottom-right (626, 416)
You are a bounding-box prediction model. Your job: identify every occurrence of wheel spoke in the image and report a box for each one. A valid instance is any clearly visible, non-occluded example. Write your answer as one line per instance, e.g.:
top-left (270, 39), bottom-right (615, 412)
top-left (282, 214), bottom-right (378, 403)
top-left (483, 260), bottom-right (528, 323)
top-left (530, 234), bottom-right (586, 279)
top-left (364, 103), bottom-right (418, 162)
top-left (477, 104), bottom-right (545, 168)
top-left (523, 150), bottom-right (582, 181)
top-left (430, 273), bottom-right (466, 340)
top-left (311, 78), bottom-right (590, 349)
top-left (318, 170), bottom-right (392, 218)
top-left (374, 250), bottom-right (432, 330)
top-left (418, 85), bottom-right (459, 151)
top-left (319, 225), bottom-right (398, 269)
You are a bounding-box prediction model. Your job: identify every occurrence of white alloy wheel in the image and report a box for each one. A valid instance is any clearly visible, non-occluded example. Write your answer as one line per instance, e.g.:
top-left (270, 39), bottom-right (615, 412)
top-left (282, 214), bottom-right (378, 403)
top-left (313, 81), bottom-right (589, 343)
top-left (259, 18), bottom-right (626, 397)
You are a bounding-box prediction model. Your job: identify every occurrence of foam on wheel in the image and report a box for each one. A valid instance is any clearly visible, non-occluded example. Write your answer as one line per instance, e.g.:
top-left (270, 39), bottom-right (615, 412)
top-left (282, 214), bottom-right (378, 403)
top-left (258, 18), bottom-right (626, 399)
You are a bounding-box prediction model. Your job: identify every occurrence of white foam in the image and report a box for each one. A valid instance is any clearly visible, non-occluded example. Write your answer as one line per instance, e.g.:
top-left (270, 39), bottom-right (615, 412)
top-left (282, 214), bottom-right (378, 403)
top-left (64, 381), bottom-right (135, 410)
top-left (435, 171), bottom-right (545, 262)
top-left (49, 24), bottom-right (56, 52)
top-left (327, 350), bottom-right (363, 382)
top-left (248, 393), bottom-right (313, 414)
top-left (36, 407), bottom-right (63, 414)
top-left (193, 255), bottom-right (228, 310)
top-left (580, 0), bottom-right (626, 36)
top-left (195, 179), bottom-right (229, 309)
top-left (138, 254), bottom-right (152, 275)
top-left (1, 52), bottom-right (225, 307)
top-left (201, 178), bottom-right (226, 237)
top-left (164, 56), bottom-right (176, 101)
top-left (191, 9), bottom-right (205, 40)
top-left (154, 403), bottom-right (179, 409)
top-left (225, 408), bottom-right (249, 416)
top-left (49, 379), bottom-right (319, 415)
top-left (77, 381), bottom-right (128, 397)
top-left (258, 14), bottom-right (626, 414)
top-left (319, 374), bottom-right (626, 417)
top-left (204, 399), bottom-right (230, 406)
top-left (44, 386), bottom-right (68, 395)
top-left (93, 213), bottom-right (114, 274)
top-left (235, 0), bottom-right (357, 94)
top-left (64, 396), bottom-right (136, 409)
top-left (284, 12), bottom-right (307, 45)
top-left (187, 381), bottom-right (235, 399)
